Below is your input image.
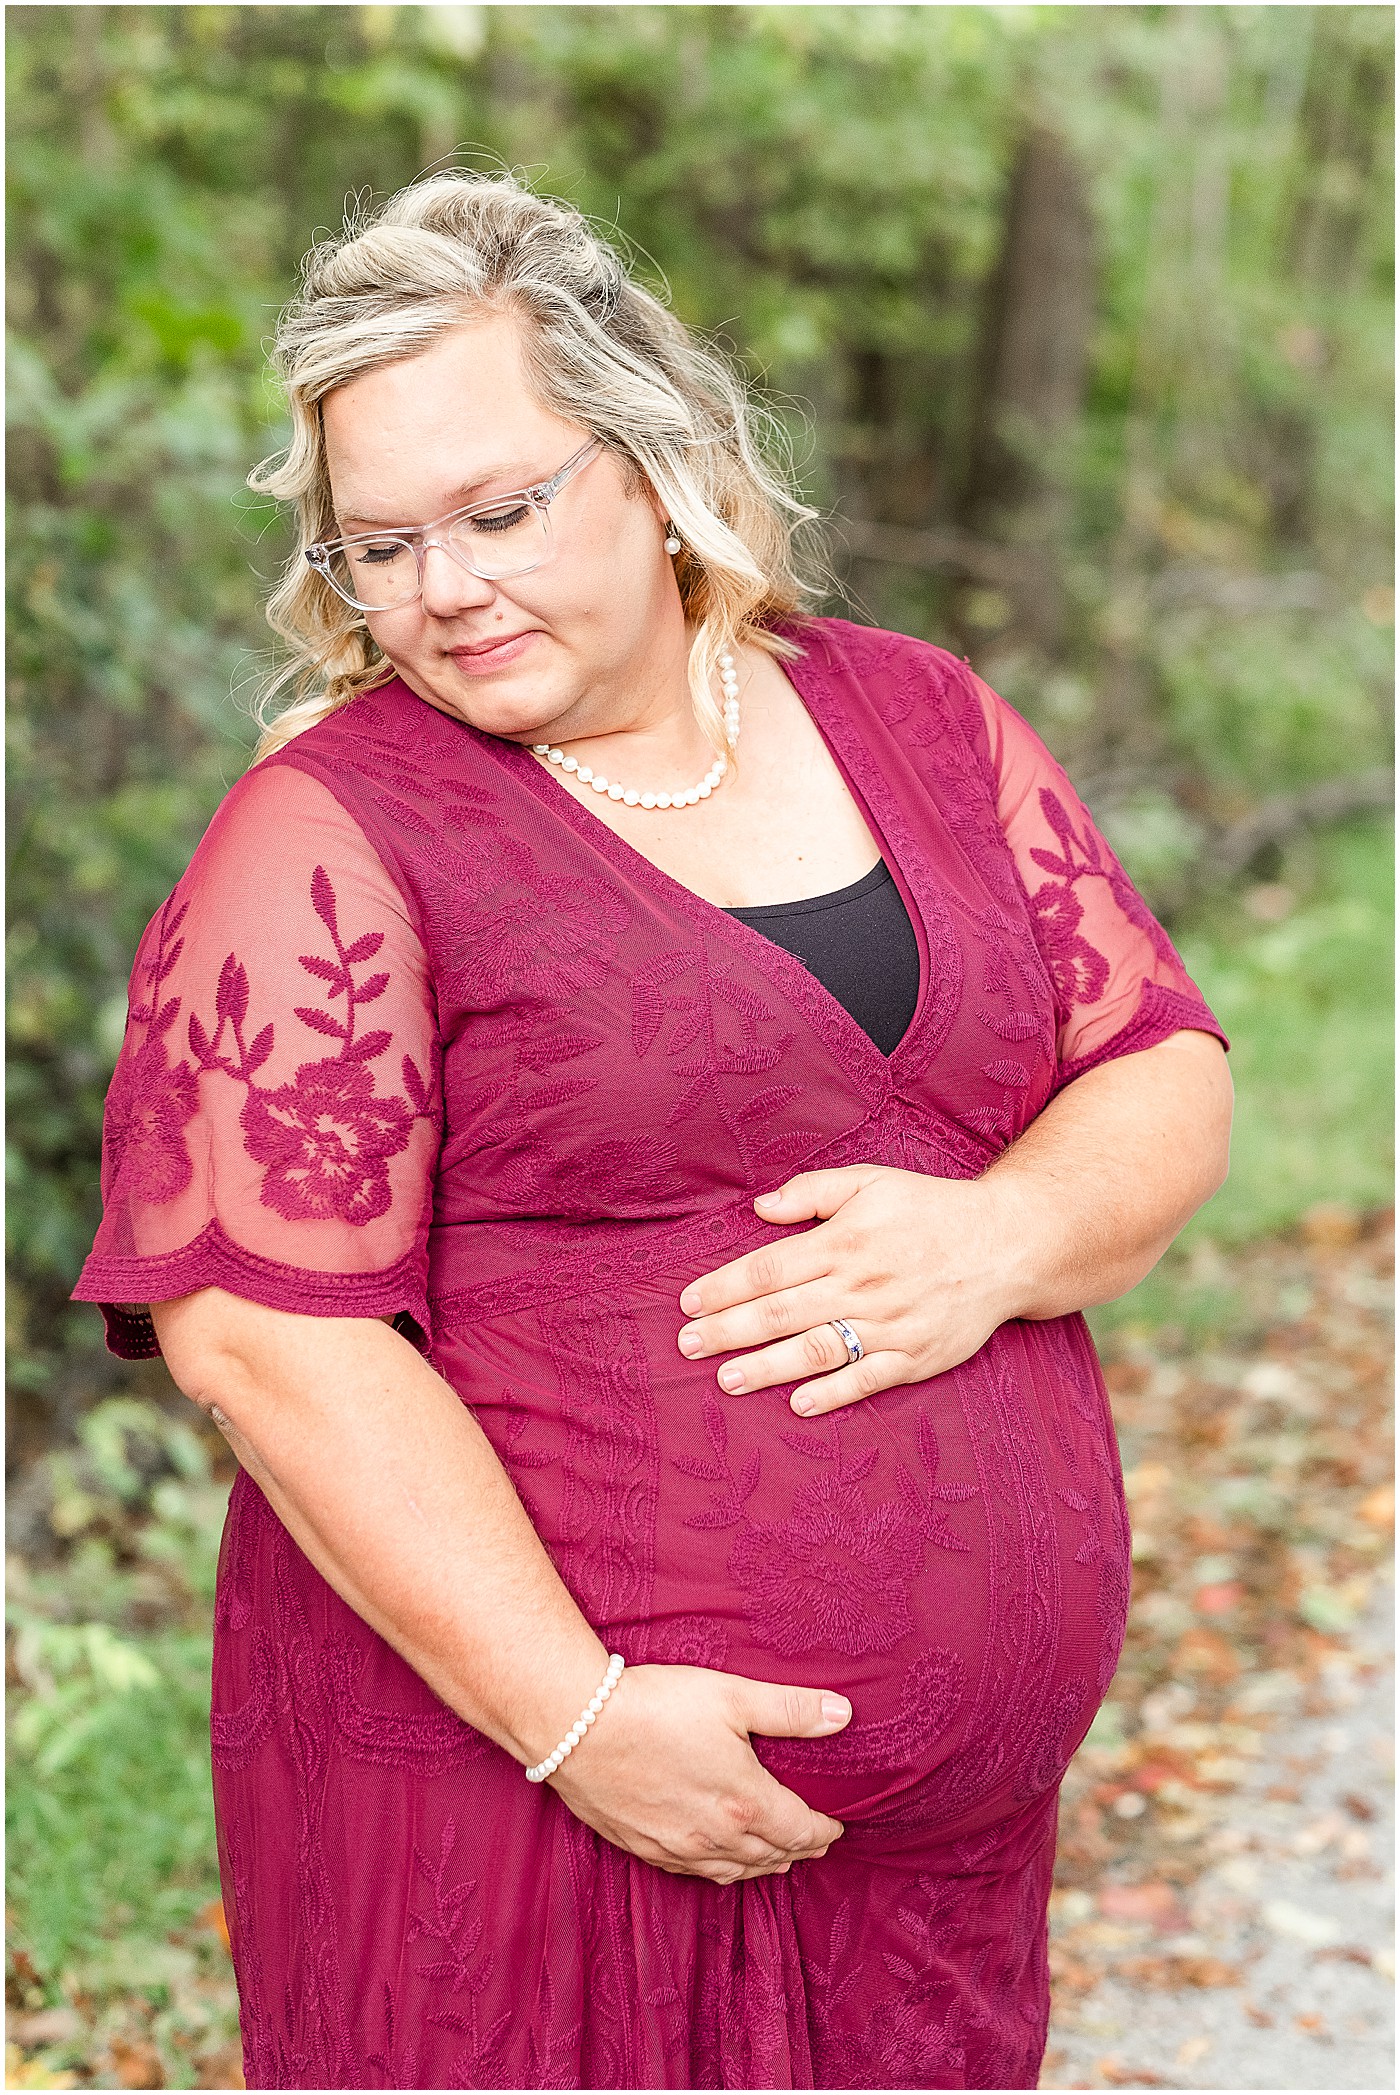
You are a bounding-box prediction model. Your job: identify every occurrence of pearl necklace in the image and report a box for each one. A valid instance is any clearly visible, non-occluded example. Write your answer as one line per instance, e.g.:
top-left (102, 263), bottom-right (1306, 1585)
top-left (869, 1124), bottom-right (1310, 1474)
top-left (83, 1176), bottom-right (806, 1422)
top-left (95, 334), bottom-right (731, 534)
top-left (531, 652), bottom-right (741, 810)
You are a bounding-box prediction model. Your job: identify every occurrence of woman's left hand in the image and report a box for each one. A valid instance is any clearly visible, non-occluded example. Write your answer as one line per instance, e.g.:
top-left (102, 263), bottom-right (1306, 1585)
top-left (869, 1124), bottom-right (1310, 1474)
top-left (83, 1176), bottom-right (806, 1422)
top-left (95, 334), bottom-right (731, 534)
top-left (675, 1164), bottom-right (1027, 1418)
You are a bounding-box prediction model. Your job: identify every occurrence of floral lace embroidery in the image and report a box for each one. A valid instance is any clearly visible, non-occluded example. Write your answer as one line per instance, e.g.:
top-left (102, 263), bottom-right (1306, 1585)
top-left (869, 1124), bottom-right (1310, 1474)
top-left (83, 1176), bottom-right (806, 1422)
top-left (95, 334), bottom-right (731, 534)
top-left (116, 864), bottom-right (438, 1227)
top-left (631, 946), bottom-right (828, 1184)
top-left (208, 1626), bottom-right (276, 1771)
top-left (192, 864), bottom-right (436, 1224)
top-left (539, 1297), bottom-right (659, 1626)
top-left (1022, 786), bottom-right (1171, 1019)
top-left (107, 897), bottom-right (200, 1202)
top-left (406, 1822), bottom-right (496, 1996)
top-left (321, 1639), bottom-right (492, 1775)
top-left (757, 1646), bottom-right (967, 1782)
top-left (676, 1400), bottom-right (976, 1659)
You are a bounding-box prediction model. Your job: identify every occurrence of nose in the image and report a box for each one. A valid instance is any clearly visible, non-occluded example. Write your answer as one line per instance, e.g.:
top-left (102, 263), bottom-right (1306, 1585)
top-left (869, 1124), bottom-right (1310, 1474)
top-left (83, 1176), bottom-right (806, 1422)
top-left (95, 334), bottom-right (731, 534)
top-left (418, 537), bottom-right (498, 619)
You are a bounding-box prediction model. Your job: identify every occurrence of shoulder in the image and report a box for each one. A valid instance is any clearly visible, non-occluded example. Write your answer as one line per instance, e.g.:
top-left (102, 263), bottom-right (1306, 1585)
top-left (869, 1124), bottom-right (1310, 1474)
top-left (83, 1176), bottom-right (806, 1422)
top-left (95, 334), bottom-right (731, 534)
top-left (157, 741), bottom-right (420, 951)
top-left (259, 679), bottom-right (509, 860)
top-left (776, 613), bottom-right (984, 742)
top-left (778, 613), bottom-right (971, 703)
top-left (190, 750), bottom-right (378, 871)
top-left (270, 676), bottom-right (462, 780)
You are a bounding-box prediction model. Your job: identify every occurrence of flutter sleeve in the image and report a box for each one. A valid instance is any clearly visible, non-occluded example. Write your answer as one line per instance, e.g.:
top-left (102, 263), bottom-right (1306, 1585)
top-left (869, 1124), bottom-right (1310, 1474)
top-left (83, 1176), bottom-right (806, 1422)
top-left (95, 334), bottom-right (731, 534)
top-left (71, 760), bottom-right (442, 1360)
top-left (963, 669), bottom-right (1228, 1089)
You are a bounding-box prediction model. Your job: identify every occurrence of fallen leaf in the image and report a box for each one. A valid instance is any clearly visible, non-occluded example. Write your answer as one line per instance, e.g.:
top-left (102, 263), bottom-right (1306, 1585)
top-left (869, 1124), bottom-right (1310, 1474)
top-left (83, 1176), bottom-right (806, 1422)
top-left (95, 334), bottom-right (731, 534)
top-left (8, 1950), bottom-right (43, 1994)
top-left (1176, 1957), bottom-right (1242, 1989)
top-left (1099, 1882), bottom-right (1189, 1931)
top-left (108, 2036), bottom-right (164, 2090)
top-left (4, 2045), bottom-right (79, 2090)
top-left (194, 2046), bottom-right (245, 2091)
top-left (1301, 1202), bottom-right (1362, 1248)
top-left (1194, 1581), bottom-right (1244, 1615)
top-left (1096, 2060), bottom-right (1166, 2088)
top-left (1357, 1483), bottom-right (1393, 1528)
top-left (1172, 1626), bottom-right (1241, 1682)
top-left (1118, 1954), bottom-right (1240, 1989)
top-left (6, 2009), bottom-right (80, 2047)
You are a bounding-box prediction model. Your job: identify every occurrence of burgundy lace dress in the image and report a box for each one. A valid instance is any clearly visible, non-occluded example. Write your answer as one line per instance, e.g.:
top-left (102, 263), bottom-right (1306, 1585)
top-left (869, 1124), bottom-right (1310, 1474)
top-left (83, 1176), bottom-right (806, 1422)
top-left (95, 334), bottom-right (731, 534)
top-left (74, 617), bottom-right (1226, 2091)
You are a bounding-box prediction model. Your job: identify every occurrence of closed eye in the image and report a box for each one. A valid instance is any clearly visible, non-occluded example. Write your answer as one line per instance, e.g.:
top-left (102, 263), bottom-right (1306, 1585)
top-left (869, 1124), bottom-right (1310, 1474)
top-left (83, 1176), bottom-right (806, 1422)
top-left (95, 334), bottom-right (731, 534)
top-left (353, 541), bottom-right (412, 567)
top-left (460, 504), bottom-right (532, 536)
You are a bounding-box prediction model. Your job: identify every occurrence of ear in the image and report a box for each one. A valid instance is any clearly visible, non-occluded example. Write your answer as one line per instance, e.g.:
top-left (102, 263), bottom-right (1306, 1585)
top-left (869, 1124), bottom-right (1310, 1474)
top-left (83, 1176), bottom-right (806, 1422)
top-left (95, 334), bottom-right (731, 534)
top-left (634, 470), bottom-right (668, 529)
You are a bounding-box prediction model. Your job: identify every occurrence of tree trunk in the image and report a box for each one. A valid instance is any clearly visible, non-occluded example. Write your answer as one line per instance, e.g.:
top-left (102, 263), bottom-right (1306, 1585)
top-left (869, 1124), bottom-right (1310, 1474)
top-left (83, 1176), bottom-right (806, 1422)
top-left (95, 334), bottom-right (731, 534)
top-left (960, 122), bottom-right (1096, 656)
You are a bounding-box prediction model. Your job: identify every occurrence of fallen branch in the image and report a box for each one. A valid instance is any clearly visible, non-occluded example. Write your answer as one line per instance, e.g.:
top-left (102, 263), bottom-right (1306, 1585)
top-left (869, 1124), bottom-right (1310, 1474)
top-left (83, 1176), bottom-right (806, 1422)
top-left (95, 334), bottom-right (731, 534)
top-left (834, 518), bottom-right (1032, 590)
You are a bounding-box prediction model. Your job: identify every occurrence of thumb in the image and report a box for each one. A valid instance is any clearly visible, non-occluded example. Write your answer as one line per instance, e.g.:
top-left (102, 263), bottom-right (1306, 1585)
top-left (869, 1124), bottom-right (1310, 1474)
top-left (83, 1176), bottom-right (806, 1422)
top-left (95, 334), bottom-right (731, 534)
top-left (754, 1165), bottom-right (880, 1221)
top-left (730, 1676), bottom-right (853, 1739)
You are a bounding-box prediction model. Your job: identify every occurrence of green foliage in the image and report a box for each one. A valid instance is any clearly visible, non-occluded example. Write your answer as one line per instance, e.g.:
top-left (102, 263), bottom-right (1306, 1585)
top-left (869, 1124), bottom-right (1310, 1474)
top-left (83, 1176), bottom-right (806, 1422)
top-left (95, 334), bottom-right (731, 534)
top-left (7, 1401), bottom-right (232, 1994)
top-left (1090, 814), bottom-right (1393, 1346)
top-left (1181, 818), bottom-right (1394, 1242)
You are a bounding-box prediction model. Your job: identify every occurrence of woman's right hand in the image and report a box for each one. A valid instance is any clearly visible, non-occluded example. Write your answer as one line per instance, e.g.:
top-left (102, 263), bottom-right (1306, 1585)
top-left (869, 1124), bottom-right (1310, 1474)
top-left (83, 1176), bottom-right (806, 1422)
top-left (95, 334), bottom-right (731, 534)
top-left (545, 1662), bottom-right (849, 1883)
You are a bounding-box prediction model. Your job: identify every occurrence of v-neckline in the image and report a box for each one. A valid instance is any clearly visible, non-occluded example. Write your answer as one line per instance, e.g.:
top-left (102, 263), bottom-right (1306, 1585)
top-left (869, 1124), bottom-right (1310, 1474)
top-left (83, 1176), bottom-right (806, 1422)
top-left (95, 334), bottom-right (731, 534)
top-left (457, 623), bottom-right (938, 1092)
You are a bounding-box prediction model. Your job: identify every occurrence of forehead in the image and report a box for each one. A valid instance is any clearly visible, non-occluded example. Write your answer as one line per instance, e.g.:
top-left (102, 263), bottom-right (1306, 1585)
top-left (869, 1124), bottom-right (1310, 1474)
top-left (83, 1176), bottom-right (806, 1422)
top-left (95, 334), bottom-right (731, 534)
top-left (323, 311), bottom-right (578, 526)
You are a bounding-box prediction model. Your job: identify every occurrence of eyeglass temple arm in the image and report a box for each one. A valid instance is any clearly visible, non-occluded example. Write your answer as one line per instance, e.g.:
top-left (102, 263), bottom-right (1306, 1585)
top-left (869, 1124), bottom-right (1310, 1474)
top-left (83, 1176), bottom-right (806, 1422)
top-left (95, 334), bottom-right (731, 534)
top-left (530, 437), bottom-right (603, 507)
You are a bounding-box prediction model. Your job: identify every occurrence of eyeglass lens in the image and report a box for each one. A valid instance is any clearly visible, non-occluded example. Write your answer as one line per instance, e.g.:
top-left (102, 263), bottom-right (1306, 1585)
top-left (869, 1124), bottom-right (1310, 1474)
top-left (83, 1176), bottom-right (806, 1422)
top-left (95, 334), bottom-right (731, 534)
top-left (330, 500), bottom-right (552, 608)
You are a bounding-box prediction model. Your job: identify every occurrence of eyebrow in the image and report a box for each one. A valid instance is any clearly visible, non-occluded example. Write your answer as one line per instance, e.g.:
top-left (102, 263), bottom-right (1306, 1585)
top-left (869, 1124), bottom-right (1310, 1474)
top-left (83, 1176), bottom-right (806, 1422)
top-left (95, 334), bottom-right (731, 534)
top-left (337, 462), bottom-right (541, 532)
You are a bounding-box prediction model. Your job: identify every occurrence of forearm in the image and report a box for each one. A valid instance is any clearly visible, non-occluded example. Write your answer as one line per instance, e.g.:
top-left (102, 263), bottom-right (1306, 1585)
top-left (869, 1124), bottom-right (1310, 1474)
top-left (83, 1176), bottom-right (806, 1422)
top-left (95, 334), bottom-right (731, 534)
top-left (981, 1030), bottom-right (1232, 1320)
top-left (150, 1290), bottom-right (606, 1766)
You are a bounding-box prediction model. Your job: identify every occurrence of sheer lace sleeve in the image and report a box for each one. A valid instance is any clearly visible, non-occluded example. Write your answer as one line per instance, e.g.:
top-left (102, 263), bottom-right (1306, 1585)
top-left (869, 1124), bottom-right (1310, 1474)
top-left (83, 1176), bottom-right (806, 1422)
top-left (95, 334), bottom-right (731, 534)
top-left (71, 762), bottom-right (442, 1360)
top-left (964, 670), bottom-right (1228, 1088)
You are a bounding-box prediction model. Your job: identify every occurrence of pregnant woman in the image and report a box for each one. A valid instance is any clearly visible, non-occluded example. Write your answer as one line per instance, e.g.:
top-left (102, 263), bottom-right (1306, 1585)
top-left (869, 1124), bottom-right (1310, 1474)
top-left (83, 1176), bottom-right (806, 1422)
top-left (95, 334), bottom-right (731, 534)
top-left (74, 170), bottom-right (1232, 2090)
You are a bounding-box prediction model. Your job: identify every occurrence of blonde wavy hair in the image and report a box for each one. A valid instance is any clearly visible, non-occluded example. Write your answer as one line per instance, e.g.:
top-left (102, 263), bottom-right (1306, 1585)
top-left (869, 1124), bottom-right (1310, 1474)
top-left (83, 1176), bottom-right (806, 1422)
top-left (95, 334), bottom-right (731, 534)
top-left (249, 169), bottom-right (826, 762)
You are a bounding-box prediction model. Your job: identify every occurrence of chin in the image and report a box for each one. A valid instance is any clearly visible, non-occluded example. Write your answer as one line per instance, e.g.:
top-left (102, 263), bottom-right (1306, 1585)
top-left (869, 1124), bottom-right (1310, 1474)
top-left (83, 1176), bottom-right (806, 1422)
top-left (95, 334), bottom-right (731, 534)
top-left (424, 671), bottom-right (565, 746)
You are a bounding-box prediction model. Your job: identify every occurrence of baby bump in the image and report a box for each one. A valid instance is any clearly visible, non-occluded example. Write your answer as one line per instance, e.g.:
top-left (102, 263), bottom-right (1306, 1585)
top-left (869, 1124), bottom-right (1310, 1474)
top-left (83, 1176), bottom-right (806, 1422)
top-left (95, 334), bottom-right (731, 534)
top-left (435, 1290), bottom-right (1131, 1845)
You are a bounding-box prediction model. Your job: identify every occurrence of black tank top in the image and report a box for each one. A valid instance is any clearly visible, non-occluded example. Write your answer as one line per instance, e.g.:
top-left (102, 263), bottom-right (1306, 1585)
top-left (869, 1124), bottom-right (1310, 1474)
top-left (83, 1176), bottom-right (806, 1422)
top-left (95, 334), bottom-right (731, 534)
top-left (724, 858), bottom-right (921, 1058)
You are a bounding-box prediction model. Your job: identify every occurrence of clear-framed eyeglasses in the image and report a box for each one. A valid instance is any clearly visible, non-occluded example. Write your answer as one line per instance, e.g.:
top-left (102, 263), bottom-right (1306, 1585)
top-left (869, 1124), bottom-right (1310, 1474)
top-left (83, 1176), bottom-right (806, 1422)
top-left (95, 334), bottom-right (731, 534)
top-left (305, 436), bottom-right (605, 612)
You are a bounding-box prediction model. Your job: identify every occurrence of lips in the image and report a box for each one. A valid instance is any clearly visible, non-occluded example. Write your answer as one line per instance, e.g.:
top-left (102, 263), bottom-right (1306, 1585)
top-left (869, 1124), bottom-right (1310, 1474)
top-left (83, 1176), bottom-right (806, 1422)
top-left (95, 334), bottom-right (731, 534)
top-left (448, 630), bottom-right (539, 668)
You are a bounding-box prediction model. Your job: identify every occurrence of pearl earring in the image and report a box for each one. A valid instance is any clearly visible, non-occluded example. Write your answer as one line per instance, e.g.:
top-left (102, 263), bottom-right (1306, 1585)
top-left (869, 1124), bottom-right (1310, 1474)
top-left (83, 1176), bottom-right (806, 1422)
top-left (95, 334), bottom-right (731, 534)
top-left (663, 525), bottom-right (682, 555)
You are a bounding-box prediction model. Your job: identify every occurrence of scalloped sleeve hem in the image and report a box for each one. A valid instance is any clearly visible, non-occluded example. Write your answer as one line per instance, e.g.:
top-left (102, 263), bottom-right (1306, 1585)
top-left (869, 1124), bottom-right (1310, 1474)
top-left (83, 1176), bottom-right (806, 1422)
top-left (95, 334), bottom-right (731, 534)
top-left (1050, 980), bottom-right (1230, 1100)
top-left (71, 1219), bottom-right (432, 1362)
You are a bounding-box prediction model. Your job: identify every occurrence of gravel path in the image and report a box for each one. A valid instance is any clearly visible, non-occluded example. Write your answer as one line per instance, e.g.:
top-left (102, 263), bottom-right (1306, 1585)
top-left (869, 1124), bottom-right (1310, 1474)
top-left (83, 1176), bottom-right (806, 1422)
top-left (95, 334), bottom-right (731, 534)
top-left (1042, 1581), bottom-right (1393, 2090)
top-left (1041, 1213), bottom-right (1394, 2094)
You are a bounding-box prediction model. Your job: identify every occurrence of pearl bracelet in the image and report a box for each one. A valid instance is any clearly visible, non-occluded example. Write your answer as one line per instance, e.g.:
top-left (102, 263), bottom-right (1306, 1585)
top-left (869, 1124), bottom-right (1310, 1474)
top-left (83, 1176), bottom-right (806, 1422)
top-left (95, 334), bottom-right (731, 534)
top-left (524, 1653), bottom-right (626, 1784)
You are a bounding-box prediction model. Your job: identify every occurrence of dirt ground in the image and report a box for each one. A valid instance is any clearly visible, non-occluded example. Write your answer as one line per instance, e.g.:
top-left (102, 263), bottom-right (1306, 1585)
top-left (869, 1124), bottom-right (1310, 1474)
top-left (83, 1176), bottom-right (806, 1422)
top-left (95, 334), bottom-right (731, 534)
top-left (1041, 1209), bottom-right (1394, 2093)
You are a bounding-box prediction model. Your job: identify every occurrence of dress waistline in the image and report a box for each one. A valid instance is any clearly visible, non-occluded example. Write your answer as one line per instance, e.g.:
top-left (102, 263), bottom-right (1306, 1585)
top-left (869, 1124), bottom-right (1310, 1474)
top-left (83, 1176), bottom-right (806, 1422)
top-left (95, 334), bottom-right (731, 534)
top-left (426, 1108), bottom-right (995, 1324)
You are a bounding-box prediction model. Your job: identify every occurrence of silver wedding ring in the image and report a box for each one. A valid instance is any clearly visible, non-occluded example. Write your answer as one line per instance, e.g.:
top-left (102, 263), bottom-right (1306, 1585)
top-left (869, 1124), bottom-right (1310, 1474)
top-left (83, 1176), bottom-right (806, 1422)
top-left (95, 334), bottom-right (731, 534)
top-left (829, 1317), bottom-right (864, 1365)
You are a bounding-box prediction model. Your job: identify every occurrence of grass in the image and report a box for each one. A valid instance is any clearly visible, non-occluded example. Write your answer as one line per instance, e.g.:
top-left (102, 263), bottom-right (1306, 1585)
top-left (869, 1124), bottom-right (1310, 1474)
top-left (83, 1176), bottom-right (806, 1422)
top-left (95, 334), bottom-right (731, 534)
top-left (6, 1407), bottom-right (241, 2087)
top-left (5, 819), bottom-right (1392, 2087)
top-left (1090, 816), bottom-right (1393, 1344)
top-left (1178, 820), bottom-right (1393, 1243)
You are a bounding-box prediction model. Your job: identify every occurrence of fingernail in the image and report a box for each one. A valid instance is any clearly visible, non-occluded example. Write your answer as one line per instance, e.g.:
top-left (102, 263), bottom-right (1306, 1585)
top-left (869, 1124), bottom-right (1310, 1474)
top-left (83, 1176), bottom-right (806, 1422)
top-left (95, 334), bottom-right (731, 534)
top-left (677, 1327), bottom-right (702, 1356)
top-left (819, 1693), bottom-right (852, 1728)
top-left (679, 1286), bottom-right (701, 1314)
top-left (718, 1364), bottom-right (743, 1392)
top-left (755, 1190), bottom-right (781, 1208)
top-left (790, 1394), bottom-right (814, 1416)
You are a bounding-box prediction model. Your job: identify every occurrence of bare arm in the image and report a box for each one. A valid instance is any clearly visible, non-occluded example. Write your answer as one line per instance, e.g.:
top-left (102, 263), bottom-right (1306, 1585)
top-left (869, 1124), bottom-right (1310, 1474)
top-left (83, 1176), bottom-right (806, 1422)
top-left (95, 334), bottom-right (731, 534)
top-left (671, 1030), bottom-right (1233, 1411)
top-left (151, 1290), bottom-right (849, 1880)
top-left (982, 1029), bottom-right (1233, 1318)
